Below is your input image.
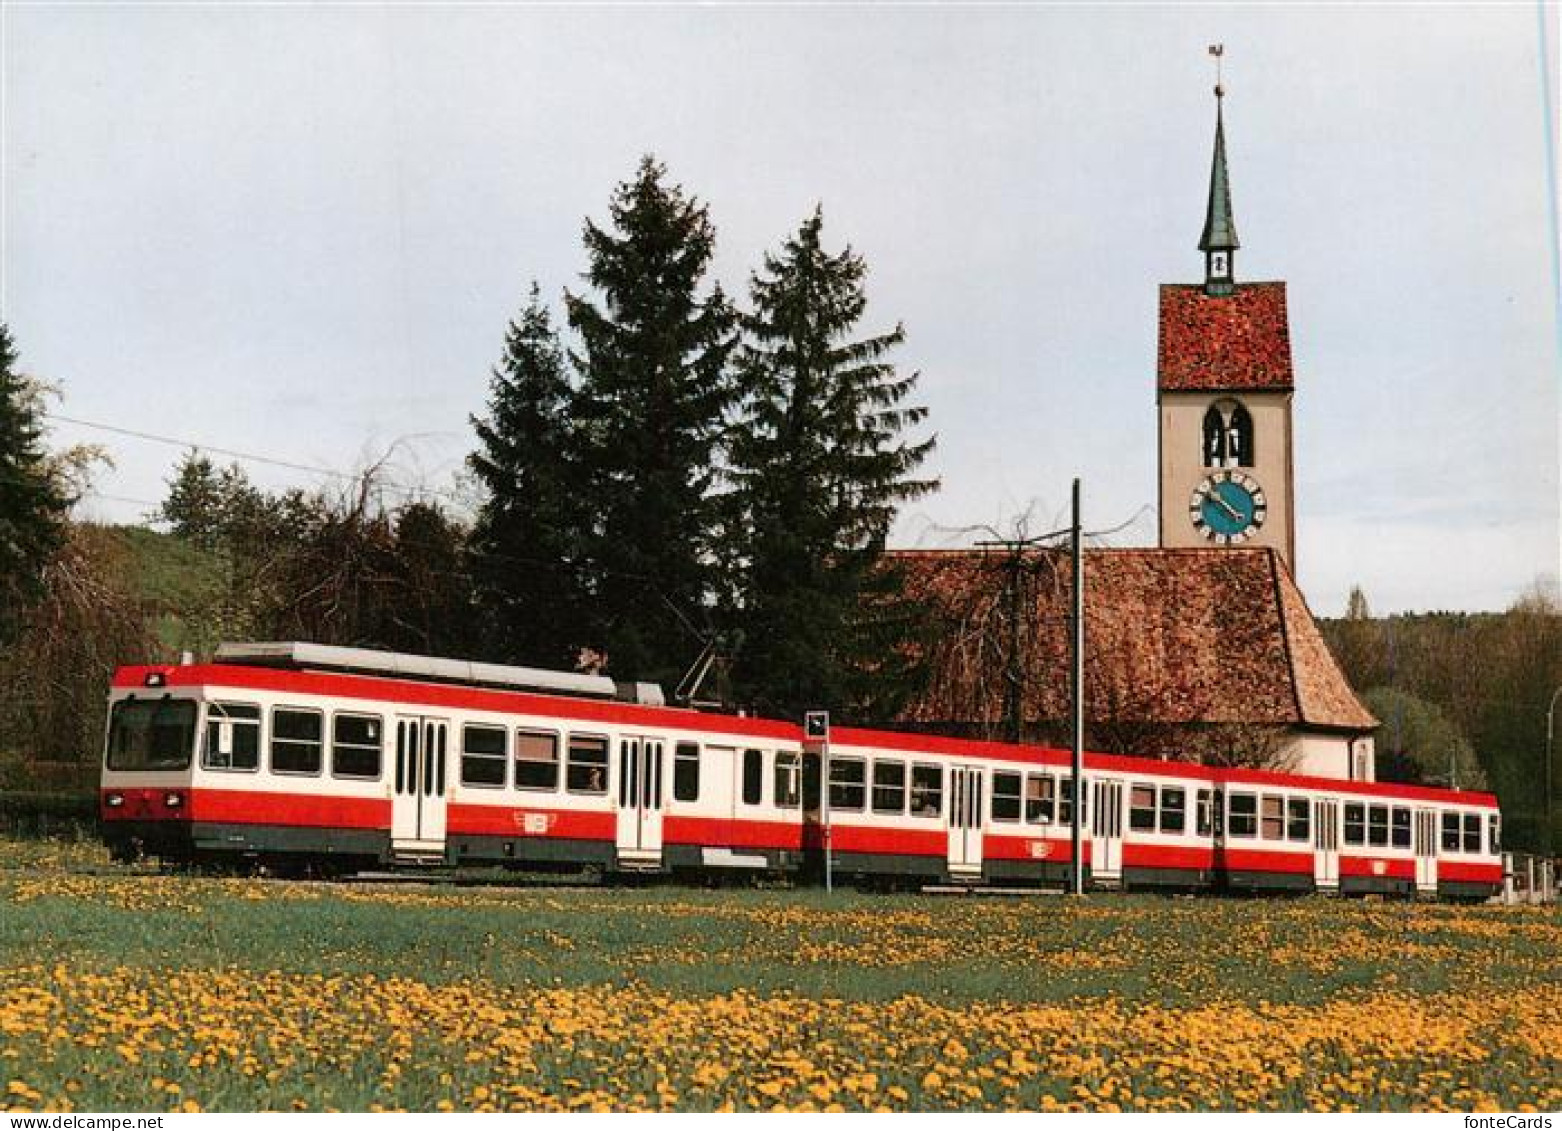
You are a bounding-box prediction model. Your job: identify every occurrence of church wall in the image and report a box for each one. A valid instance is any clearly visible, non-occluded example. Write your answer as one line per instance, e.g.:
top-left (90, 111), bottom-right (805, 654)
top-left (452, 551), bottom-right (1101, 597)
top-left (1284, 730), bottom-right (1376, 782)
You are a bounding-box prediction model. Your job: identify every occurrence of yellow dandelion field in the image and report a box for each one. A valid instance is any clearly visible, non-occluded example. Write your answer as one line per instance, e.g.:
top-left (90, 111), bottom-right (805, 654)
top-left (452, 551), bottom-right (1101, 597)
top-left (0, 839), bottom-right (1558, 1112)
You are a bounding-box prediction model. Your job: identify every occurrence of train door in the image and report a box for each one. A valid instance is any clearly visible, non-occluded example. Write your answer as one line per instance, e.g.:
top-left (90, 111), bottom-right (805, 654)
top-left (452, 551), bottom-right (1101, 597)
top-left (1414, 809), bottom-right (1438, 893)
top-left (615, 736), bottom-right (665, 869)
top-left (1090, 779), bottom-right (1124, 885)
top-left (391, 716), bottom-right (450, 863)
top-left (946, 765), bottom-right (984, 880)
top-left (1313, 798), bottom-right (1340, 891)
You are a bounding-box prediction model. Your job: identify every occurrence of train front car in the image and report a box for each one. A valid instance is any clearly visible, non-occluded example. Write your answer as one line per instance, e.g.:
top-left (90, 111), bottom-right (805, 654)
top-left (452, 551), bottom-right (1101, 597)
top-left (100, 665), bottom-right (202, 863)
top-left (100, 659), bottom-right (391, 873)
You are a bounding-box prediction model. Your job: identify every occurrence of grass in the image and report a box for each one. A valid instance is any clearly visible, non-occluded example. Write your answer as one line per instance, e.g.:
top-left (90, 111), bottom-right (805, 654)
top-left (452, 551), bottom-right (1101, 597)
top-left (1, 836), bottom-right (1559, 1112)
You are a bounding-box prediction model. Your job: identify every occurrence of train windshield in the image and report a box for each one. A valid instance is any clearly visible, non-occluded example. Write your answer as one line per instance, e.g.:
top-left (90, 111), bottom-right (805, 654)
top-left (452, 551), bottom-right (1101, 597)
top-left (105, 697), bottom-right (197, 771)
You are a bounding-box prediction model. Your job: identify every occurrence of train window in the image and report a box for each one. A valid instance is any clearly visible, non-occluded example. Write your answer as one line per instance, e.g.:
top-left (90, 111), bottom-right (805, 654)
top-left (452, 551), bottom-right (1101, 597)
top-left (742, 749), bottom-right (764, 806)
top-left (1489, 814), bottom-right (1501, 855)
top-left (774, 751), bottom-right (801, 810)
top-left (1286, 797), bottom-right (1309, 842)
top-left (1228, 793), bottom-right (1257, 838)
top-left (1343, 803), bottom-right (1365, 845)
top-left (671, 742), bottom-right (700, 802)
top-left (1260, 795), bottom-right (1284, 841)
top-left (1059, 777), bottom-right (1086, 826)
top-left (873, 760), bottom-right (907, 815)
top-left (202, 702), bottom-right (260, 772)
top-left (331, 713), bottom-right (382, 780)
top-left (107, 697), bottom-right (197, 772)
top-left (1025, 774), bottom-right (1055, 824)
top-left (1128, 785), bottom-right (1156, 832)
top-left (461, 724), bottom-right (507, 788)
top-left (567, 734), bottom-right (609, 795)
top-left (1391, 807), bottom-right (1411, 849)
top-left (829, 757), bottom-right (866, 811)
top-left (1365, 805), bottom-right (1388, 847)
top-left (1196, 789), bottom-right (1213, 836)
top-left (270, 708), bottom-right (323, 775)
top-left (1462, 813), bottom-right (1481, 853)
top-left (654, 741), bottom-right (693, 801)
top-left (991, 771), bottom-right (1021, 822)
top-left (515, 730), bottom-right (560, 791)
top-left (1441, 812), bottom-right (1461, 852)
top-left (1160, 787), bottom-right (1186, 834)
top-left (910, 764), bottom-right (943, 818)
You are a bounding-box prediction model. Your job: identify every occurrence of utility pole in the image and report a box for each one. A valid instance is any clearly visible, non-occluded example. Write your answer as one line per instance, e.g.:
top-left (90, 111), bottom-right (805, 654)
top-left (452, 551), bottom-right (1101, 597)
top-left (1071, 478), bottom-right (1085, 897)
top-left (804, 711), bottom-right (831, 892)
top-left (1546, 686), bottom-right (1561, 858)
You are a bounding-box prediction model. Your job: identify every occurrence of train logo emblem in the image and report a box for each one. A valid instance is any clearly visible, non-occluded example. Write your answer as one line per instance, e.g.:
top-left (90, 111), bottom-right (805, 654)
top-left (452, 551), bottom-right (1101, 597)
top-left (1028, 841), bottom-right (1053, 860)
top-left (1370, 859), bottom-right (1387, 877)
top-left (515, 811), bottom-right (554, 835)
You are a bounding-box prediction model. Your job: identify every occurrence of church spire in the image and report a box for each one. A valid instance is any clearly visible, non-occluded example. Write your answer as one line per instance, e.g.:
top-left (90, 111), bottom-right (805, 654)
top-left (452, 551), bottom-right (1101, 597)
top-left (1199, 46), bottom-right (1239, 297)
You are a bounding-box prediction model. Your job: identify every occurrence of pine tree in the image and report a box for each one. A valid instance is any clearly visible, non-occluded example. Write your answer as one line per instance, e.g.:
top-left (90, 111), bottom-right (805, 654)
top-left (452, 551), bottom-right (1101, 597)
top-left (158, 451), bottom-right (229, 549)
top-left (468, 285), bottom-right (586, 667)
top-left (565, 156), bottom-right (737, 684)
top-left (726, 209), bottom-right (937, 718)
top-left (0, 323), bottom-right (71, 647)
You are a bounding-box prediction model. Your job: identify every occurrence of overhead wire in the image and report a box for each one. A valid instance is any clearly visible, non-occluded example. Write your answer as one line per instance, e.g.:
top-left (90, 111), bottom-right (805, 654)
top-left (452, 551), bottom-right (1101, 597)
top-left (43, 411), bottom-right (474, 512)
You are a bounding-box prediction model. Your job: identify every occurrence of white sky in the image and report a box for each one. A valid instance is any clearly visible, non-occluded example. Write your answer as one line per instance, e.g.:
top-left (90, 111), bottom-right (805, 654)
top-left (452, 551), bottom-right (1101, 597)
top-left (3, 3), bottom-right (1558, 616)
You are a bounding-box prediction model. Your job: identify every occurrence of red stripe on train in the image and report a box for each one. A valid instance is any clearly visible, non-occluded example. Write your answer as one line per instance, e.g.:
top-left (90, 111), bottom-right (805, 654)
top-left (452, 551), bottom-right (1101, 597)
top-left (1219, 847), bottom-right (1315, 875)
top-left (1338, 856), bottom-right (1416, 880)
top-left (1438, 860), bottom-right (1503, 883)
top-left (1122, 842), bottom-right (1215, 870)
top-left (102, 787), bottom-right (389, 829)
top-left (444, 803), bottom-right (611, 842)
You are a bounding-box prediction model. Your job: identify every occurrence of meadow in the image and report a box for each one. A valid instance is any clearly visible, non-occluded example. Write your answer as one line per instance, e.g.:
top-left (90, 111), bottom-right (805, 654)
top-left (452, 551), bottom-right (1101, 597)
top-left (1, 837), bottom-right (1558, 1112)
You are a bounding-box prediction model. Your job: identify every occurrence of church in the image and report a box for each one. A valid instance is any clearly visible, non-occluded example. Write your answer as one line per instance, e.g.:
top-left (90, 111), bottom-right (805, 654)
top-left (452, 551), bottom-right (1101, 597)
top-left (891, 79), bottom-right (1378, 782)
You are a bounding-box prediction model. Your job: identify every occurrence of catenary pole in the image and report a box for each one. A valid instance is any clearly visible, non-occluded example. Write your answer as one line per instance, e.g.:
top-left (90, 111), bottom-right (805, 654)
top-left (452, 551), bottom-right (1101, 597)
top-left (1546, 686), bottom-right (1560, 859)
top-left (1071, 478), bottom-right (1085, 896)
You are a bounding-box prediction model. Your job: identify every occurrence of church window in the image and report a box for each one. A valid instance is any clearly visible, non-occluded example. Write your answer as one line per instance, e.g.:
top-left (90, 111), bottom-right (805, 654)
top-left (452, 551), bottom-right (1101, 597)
top-left (1201, 400), bottom-right (1256, 469)
top-left (1228, 403), bottom-right (1255, 467)
top-left (1202, 406), bottom-right (1226, 466)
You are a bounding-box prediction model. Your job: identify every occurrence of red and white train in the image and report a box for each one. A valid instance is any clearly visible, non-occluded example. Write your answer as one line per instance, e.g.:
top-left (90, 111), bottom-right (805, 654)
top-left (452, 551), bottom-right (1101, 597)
top-left (100, 643), bottom-right (1504, 899)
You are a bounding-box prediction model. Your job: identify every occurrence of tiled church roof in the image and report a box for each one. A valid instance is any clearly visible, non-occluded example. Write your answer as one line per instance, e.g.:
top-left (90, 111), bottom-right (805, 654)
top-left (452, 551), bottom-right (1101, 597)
top-left (1158, 282), bottom-right (1293, 392)
top-left (891, 546), bottom-right (1375, 732)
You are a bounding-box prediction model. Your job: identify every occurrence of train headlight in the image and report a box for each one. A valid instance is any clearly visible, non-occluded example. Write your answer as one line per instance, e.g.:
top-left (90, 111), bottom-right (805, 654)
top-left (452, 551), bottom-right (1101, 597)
top-left (144, 672), bottom-right (166, 688)
top-left (163, 791), bottom-right (184, 810)
top-left (105, 793), bottom-right (124, 808)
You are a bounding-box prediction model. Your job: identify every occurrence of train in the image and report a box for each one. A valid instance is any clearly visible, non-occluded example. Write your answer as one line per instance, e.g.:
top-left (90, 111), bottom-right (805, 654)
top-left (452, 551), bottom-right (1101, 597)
top-left (99, 642), bottom-right (1505, 899)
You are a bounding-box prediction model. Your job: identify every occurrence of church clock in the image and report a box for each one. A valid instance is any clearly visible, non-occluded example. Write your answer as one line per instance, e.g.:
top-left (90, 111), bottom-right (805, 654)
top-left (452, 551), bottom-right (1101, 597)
top-left (1189, 471), bottom-right (1267, 544)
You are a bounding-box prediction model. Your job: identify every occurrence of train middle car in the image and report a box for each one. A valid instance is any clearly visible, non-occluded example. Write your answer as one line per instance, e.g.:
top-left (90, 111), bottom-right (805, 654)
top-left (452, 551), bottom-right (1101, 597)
top-left (99, 651), bottom-right (1504, 898)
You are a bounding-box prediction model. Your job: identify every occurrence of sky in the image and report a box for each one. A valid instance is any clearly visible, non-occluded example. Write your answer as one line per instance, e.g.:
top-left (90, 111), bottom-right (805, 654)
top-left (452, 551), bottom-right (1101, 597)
top-left (3, 3), bottom-right (1558, 617)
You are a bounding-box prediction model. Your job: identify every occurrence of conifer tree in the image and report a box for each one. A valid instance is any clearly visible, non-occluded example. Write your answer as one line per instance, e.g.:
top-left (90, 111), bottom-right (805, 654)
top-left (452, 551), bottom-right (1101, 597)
top-left (565, 156), bottom-right (737, 684)
top-left (726, 209), bottom-right (937, 717)
top-left (468, 285), bottom-right (585, 667)
top-left (0, 323), bottom-right (71, 647)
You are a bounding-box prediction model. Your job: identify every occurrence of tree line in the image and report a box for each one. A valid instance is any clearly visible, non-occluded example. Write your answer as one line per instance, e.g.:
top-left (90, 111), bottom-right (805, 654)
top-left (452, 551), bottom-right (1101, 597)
top-left (1320, 586), bottom-right (1562, 855)
top-left (0, 156), bottom-right (939, 790)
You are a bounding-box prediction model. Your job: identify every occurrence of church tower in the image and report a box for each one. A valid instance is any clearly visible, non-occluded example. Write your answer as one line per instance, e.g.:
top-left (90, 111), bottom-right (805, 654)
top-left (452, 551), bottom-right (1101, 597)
top-left (1157, 75), bottom-right (1297, 569)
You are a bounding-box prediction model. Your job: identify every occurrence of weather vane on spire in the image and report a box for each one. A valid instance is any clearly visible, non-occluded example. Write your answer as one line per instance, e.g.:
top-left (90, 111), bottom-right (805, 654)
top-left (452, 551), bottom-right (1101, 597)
top-left (1209, 43), bottom-right (1226, 99)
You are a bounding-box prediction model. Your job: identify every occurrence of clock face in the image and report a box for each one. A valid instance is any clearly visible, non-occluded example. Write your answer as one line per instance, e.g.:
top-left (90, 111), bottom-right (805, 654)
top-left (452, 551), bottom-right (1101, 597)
top-left (1190, 471), bottom-right (1267, 544)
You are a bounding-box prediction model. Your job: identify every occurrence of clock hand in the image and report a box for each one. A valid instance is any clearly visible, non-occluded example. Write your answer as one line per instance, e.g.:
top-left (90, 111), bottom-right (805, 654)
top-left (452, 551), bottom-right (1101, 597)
top-left (1210, 491), bottom-right (1244, 521)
